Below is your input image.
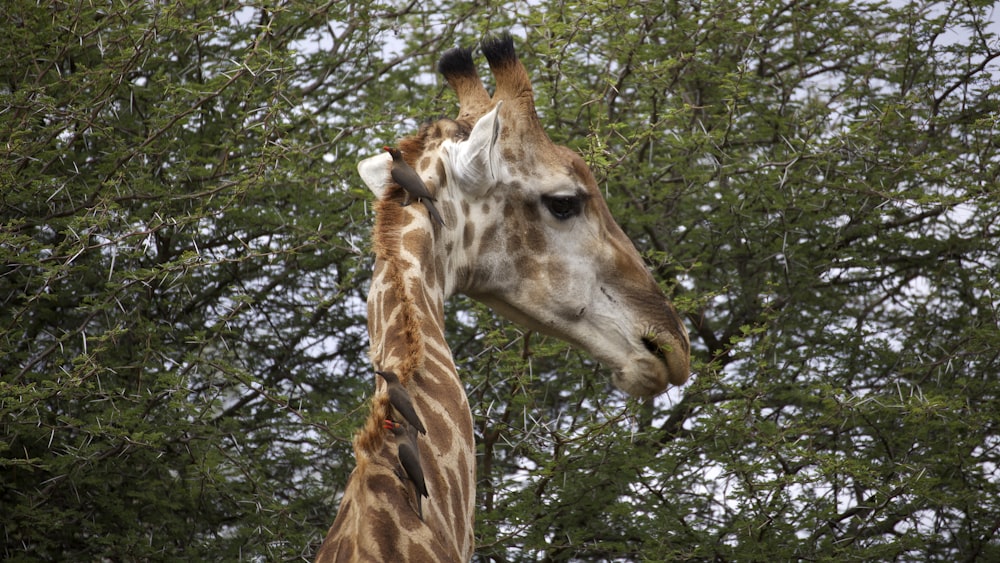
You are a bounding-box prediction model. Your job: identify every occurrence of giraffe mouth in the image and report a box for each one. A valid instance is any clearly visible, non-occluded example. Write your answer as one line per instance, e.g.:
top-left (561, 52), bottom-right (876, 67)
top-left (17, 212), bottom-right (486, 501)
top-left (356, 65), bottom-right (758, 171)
top-left (606, 335), bottom-right (676, 398)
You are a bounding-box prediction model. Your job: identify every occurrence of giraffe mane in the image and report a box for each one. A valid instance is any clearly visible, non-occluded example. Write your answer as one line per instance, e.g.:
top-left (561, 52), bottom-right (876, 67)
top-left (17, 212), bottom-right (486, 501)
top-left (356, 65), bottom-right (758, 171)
top-left (353, 134), bottom-right (429, 458)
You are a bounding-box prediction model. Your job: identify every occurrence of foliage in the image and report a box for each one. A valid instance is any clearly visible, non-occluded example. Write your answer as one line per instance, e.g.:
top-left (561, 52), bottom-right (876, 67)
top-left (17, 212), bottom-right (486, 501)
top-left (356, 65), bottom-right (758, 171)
top-left (2, 0), bottom-right (999, 560)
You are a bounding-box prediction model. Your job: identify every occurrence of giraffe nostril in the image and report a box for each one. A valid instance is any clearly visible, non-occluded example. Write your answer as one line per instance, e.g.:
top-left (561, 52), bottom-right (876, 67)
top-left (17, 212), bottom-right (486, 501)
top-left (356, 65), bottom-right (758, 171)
top-left (641, 336), bottom-right (667, 361)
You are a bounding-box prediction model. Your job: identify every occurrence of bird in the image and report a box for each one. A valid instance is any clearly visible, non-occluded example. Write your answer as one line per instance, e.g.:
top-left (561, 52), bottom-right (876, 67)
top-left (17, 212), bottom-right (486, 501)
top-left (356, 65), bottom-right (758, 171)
top-left (383, 419), bottom-right (429, 519)
top-left (383, 146), bottom-right (446, 226)
top-left (375, 370), bottom-right (428, 435)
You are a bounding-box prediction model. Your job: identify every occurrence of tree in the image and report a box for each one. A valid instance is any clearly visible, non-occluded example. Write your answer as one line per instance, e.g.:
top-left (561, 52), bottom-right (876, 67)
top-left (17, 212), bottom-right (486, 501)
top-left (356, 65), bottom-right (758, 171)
top-left (2, 0), bottom-right (998, 560)
top-left (1, 2), bottom-right (380, 558)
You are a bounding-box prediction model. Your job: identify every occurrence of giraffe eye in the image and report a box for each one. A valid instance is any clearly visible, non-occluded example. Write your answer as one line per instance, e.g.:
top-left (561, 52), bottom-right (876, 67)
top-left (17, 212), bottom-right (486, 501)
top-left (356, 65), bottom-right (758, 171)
top-left (542, 195), bottom-right (583, 220)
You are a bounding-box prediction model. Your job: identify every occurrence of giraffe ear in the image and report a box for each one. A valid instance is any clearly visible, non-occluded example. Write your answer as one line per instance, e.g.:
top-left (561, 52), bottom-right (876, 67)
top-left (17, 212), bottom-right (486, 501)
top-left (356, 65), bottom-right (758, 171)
top-left (442, 102), bottom-right (503, 195)
top-left (357, 152), bottom-right (392, 198)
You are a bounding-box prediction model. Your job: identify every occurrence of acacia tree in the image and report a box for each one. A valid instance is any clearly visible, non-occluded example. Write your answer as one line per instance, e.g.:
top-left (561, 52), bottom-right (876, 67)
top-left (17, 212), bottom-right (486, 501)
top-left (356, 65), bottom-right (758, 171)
top-left (2, 0), bottom-right (999, 561)
top-left (0, 2), bottom-right (394, 558)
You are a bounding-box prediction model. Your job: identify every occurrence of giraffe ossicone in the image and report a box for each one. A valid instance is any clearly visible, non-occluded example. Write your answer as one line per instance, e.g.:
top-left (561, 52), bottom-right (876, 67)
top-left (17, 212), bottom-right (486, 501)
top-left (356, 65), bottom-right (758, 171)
top-left (318, 32), bottom-right (689, 562)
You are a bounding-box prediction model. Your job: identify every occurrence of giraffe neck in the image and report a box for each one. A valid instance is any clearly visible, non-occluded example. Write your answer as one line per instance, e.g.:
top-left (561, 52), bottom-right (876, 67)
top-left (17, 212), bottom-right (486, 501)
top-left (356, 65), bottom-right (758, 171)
top-left (317, 196), bottom-right (475, 561)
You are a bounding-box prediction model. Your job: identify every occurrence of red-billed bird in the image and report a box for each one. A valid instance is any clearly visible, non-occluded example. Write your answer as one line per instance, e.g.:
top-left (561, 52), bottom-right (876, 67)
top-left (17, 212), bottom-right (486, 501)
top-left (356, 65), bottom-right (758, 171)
top-left (383, 419), bottom-right (429, 519)
top-left (376, 370), bottom-right (427, 435)
top-left (383, 146), bottom-right (446, 226)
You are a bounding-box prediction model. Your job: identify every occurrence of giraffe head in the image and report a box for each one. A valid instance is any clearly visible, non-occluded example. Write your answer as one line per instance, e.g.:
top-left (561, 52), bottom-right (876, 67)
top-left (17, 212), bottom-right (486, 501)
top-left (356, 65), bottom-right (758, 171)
top-left (358, 34), bottom-right (689, 397)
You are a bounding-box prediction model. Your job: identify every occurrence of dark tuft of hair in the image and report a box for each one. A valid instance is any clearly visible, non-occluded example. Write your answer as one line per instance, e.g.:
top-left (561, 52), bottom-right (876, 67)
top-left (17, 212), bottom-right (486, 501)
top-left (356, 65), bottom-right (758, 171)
top-left (437, 46), bottom-right (476, 77)
top-left (480, 32), bottom-right (516, 66)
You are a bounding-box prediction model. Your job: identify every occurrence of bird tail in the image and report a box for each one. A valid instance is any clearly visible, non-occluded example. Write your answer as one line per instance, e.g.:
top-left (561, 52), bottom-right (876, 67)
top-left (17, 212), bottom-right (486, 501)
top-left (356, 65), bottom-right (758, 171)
top-left (425, 200), bottom-right (445, 227)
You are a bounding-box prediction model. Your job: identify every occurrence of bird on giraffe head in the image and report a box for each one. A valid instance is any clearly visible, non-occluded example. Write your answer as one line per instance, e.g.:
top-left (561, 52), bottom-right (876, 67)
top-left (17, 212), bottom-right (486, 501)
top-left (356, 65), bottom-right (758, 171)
top-left (383, 146), bottom-right (446, 227)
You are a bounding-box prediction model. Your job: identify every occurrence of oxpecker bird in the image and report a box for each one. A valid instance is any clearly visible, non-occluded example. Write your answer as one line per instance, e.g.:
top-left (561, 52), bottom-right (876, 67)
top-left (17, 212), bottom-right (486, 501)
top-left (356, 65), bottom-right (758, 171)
top-left (375, 370), bottom-right (428, 435)
top-left (384, 419), bottom-right (429, 519)
top-left (383, 146), bottom-right (446, 226)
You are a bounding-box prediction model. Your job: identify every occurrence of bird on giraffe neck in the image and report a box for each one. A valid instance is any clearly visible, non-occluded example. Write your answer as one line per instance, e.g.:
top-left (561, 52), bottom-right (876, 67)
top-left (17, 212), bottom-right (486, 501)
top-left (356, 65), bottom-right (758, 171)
top-left (376, 370), bottom-right (427, 435)
top-left (383, 419), bottom-right (428, 519)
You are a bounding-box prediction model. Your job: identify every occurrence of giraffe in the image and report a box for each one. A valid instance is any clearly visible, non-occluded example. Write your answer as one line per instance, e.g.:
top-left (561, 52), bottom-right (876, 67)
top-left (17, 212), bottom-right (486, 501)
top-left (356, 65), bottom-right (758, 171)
top-left (316, 33), bottom-right (690, 562)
